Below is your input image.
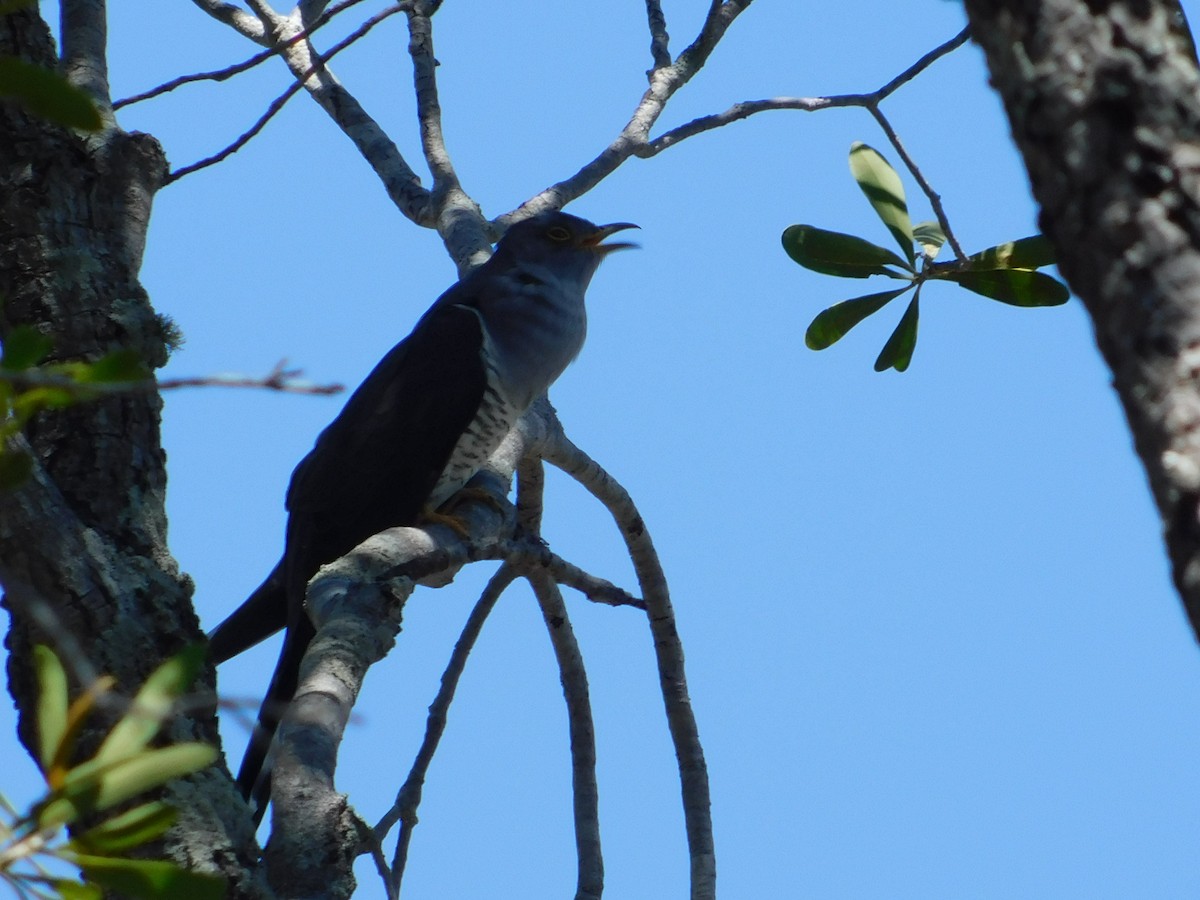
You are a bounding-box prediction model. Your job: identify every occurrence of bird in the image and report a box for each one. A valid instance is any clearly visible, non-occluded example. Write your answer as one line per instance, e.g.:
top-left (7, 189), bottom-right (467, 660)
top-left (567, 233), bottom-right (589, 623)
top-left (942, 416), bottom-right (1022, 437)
top-left (207, 210), bottom-right (637, 821)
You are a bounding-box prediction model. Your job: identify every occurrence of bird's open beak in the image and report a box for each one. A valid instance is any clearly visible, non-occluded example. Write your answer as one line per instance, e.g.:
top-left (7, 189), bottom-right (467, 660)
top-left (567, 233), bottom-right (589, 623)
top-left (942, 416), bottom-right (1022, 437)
top-left (585, 222), bottom-right (640, 254)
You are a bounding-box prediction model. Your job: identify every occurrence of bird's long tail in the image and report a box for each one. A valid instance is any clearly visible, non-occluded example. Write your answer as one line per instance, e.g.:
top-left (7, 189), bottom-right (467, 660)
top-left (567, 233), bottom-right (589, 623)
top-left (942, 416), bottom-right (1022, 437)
top-left (207, 562), bottom-right (288, 663)
top-left (208, 561), bottom-right (309, 822)
top-left (237, 612), bottom-right (315, 823)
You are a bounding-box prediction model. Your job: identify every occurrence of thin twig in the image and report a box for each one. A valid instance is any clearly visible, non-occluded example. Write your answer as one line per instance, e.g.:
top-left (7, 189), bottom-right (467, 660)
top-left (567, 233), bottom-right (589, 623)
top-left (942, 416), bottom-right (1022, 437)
top-left (642, 95), bottom-right (856, 155)
top-left (380, 565), bottom-right (519, 895)
top-left (115, 0), bottom-right (370, 110)
top-left (166, 3), bottom-right (408, 183)
top-left (645, 26), bottom-right (971, 156)
top-left (874, 25), bottom-right (970, 103)
top-left (361, 824), bottom-right (397, 900)
top-left (0, 361), bottom-right (343, 397)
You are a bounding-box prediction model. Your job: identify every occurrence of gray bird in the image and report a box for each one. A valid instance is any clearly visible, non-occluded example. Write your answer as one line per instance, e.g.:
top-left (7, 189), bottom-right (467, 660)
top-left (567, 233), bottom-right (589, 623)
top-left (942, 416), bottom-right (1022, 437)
top-left (208, 211), bottom-right (637, 820)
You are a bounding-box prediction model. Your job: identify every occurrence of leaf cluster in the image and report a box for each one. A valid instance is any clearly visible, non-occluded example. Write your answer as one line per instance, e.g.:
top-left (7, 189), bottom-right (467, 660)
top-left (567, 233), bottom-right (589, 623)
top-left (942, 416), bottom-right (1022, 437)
top-left (782, 142), bottom-right (1069, 371)
top-left (0, 646), bottom-right (221, 899)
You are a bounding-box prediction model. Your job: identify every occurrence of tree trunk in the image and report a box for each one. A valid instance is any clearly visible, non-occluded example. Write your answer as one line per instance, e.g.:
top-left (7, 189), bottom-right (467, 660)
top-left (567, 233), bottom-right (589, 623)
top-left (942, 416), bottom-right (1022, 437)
top-left (962, 0), bottom-right (1200, 639)
top-left (0, 8), bottom-right (262, 894)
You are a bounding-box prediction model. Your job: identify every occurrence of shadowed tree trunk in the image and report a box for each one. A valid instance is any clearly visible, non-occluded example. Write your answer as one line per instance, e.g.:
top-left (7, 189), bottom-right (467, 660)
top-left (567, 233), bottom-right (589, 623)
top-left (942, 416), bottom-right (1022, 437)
top-left (0, 8), bottom-right (263, 895)
top-left (962, 0), bottom-right (1200, 639)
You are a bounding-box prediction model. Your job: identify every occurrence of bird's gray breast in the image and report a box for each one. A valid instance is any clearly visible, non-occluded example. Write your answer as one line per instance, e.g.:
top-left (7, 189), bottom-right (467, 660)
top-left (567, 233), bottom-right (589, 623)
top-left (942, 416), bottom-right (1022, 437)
top-left (428, 271), bottom-right (587, 510)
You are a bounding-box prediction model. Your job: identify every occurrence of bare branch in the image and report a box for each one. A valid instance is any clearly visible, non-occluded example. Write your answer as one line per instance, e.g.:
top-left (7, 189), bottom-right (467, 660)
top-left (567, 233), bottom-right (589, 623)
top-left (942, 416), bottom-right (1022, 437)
top-left (874, 25), bottom-right (970, 102)
top-left (158, 360), bottom-right (345, 394)
top-left (503, 0), bottom-right (754, 221)
top-left (529, 574), bottom-right (604, 900)
top-left (256, 2), bottom-right (434, 225)
top-left (642, 95), bottom-right (855, 155)
top-left (505, 542), bottom-right (645, 610)
top-left (402, 1), bottom-right (492, 271)
top-left (677, 0), bottom-right (755, 77)
top-left (542, 427), bottom-right (716, 900)
top-left (190, 0), bottom-right (269, 43)
top-left (405, 1), bottom-right (455, 194)
top-left (380, 565), bottom-right (519, 895)
top-left (508, 22), bottom-right (966, 229)
top-left (115, 0), bottom-right (371, 110)
top-left (645, 0), bottom-right (671, 70)
top-left (61, 0), bottom-right (110, 108)
top-left (517, 462), bottom-right (603, 898)
top-left (0, 361), bottom-right (343, 397)
top-left (165, 3), bottom-right (410, 185)
top-left (362, 827), bottom-right (398, 900)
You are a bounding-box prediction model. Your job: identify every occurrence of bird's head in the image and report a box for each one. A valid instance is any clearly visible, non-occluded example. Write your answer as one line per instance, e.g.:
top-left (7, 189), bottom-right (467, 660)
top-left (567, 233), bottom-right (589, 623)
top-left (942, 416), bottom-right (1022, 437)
top-left (494, 211), bottom-right (639, 288)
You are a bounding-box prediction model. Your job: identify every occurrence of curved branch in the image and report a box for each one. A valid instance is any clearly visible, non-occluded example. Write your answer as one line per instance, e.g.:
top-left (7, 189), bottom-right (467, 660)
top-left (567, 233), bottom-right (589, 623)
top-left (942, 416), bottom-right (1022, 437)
top-left (516, 460), bottom-right (604, 899)
top-left (529, 573), bottom-right (604, 900)
top-left (541, 426), bottom-right (716, 900)
top-left (381, 564), bottom-right (519, 896)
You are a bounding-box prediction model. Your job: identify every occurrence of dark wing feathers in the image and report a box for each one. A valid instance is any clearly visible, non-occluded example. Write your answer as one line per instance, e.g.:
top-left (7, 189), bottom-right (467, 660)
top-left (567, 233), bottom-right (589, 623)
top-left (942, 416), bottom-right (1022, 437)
top-left (214, 296), bottom-right (488, 818)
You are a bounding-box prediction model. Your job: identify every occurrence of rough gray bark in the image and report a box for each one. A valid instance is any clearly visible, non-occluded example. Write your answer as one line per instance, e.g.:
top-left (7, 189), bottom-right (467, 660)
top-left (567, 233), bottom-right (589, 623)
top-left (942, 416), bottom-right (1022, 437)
top-left (0, 8), bottom-right (265, 896)
top-left (962, 0), bottom-right (1200, 639)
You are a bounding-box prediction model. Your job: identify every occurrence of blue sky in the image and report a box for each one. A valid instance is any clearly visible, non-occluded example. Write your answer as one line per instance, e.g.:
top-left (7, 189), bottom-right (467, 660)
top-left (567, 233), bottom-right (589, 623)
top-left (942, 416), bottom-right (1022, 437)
top-left (8, 1), bottom-right (1200, 897)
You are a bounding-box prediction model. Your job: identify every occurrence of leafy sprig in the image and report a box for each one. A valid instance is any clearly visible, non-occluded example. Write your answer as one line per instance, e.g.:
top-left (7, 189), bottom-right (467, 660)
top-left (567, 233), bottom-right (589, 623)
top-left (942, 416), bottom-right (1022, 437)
top-left (782, 142), bottom-right (1069, 371)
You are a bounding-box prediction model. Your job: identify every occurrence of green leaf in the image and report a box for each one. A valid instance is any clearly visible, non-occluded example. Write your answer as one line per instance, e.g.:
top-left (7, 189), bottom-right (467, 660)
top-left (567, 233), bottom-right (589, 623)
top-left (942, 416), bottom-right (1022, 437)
top-left (1, 325), bottom-right (53, 371)
top-left (69, 854), bottom-right (224, 900)
top-left (782, 224), bottom-right (912, 278)
top-left (965, 234), bottom-right (1056, 270)
top-left (49, 879), bottom-right (104, 900)
top-left (0, 448), bottom-right (33, 489)
top-left (73, 802), bottom-right (178, 853)
top-left (912, 220), bottom-right (946, 260)
top-left (805, 288), bottom-right (911, 350)
top-left (849, 142), bottom-right (914, 265)
top-left (13, 385), bottom-right (78, 418)
top-left (0, 57), bottom-right (103, 131)
top-left (39, 742), bottom-right (217, 828)
top-left (874, 295), bottom-right (920, 373)
top-left (78, 349), bottom-right (151, 384)
top-left (34, 645), bottom-right (69, 774)
top-left (94, 646), bottom-right (205, 767)
top-left (943, 269), bottom-right (1070, 307)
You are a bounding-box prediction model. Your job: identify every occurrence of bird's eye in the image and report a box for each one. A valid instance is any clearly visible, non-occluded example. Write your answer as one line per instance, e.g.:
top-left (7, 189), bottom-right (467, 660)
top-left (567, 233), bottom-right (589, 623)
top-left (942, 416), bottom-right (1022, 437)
top-left (546, 226), bottom-right (572, 242)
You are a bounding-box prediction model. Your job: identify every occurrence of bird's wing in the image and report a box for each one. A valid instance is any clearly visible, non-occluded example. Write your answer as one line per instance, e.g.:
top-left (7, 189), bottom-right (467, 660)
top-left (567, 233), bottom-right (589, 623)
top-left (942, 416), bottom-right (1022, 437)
top-left (229, 295), bottom-right (489, 822)
top-left (282, 297), bottom-right (488, 585)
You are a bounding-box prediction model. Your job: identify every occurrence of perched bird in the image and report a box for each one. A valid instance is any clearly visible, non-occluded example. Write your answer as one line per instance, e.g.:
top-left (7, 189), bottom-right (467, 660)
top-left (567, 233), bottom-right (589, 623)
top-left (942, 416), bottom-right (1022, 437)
top-left (208, 211), bottom-right (637, 820)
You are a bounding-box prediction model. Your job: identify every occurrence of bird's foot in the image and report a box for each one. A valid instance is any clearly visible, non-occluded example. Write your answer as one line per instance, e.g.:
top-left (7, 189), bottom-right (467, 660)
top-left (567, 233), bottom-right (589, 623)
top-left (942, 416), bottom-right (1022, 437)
top-left (422, 487), bottom-right (509, 538)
